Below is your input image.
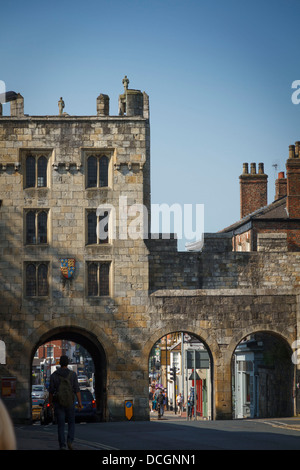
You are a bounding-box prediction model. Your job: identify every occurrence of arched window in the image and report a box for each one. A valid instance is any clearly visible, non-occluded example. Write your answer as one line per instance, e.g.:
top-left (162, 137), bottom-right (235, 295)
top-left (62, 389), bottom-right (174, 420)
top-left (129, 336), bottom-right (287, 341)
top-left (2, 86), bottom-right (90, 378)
top-left (87, 262), bottom-right (110, 297)
top-left (99, 263), bottom-right (110, 296)
top-left (87, 212), bottom-right (97, 244)
top-left (26, 263), bottom-right (49, 297)
top-left (25, 154), bottom-right (48, 188)
top-left (38, 211), bottom-right (47, 244)
top-left (87, 155), bottom-right (109, 188)
top-left (87, 210), bottom-right (109, 244)
top-left (38, 264), bottom-right (48, 296)
top-left (26, 264), bottom-right (36, 296)
top-left (26, 156), bottom-right (35, 188)
top-left (99, 156), bottom-right (109, 187)
top-left (26, 211), bottom-right (36, 244)
top-left (37, 156), bottom-right (47, 187)
top-left (26, 210), bottom-right (48, 245)
top-left (88, 263), bottom-right (98, 296)
top-left (87, 156), bottom-right (97, 188)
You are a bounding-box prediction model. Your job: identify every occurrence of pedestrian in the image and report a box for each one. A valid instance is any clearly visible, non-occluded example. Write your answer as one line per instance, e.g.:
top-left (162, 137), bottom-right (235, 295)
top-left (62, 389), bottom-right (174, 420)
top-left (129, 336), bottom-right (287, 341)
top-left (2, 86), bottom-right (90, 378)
top-left (164, 391), bottom-right (168, 411)
top-left (157, 391), bottom-right (164, 418)
top-left (187, 396), bottom-right (193, 420)
top-left (49, 355), bottom-right (82, 450)
top-left (152, 395), bottom-right (157, 412)
top-left (176, 393), bottom-right (183, 415)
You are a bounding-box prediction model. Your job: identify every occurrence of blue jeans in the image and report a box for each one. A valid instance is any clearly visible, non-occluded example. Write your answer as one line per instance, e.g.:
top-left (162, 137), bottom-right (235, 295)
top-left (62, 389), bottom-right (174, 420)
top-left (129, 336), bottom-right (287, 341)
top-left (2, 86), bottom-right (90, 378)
top-left (54, 403), bottom-right (75, 448)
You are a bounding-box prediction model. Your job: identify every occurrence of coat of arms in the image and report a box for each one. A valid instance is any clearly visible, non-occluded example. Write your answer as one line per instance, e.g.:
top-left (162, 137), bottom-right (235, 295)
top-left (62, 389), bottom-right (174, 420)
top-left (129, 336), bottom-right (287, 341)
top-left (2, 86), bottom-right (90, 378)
top-left (60, 258), bottom-right (76, 279)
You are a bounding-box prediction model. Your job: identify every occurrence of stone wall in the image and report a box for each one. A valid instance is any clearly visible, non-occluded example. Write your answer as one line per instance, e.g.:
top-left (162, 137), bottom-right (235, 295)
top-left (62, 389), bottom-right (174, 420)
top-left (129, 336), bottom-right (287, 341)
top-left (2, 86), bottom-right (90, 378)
top-left (148, 232), bottom-right (300, 291)
top-left (0, 91), bottom-right (152, 421)
top-left (0, 88), bottom-right (300, 422)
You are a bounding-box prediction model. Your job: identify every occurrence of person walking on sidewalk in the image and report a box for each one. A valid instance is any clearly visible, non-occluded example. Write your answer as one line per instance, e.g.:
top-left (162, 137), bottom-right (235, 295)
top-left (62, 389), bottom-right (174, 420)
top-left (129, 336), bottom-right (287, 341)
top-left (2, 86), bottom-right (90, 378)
top-left (157, 391), bottom-right (164, 419)
top-left (176, 393), bottom-right (183, 415)
top-left (49, 355), bottom-right (82, 450)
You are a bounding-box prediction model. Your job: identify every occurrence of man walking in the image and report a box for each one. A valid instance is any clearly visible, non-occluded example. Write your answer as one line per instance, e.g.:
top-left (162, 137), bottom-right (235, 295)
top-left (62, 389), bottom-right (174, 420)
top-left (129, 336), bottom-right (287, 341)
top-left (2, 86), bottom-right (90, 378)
top-left (157, 391), bottom-right (164, 419)
top-left (49, 355), bottom-right (82, 450)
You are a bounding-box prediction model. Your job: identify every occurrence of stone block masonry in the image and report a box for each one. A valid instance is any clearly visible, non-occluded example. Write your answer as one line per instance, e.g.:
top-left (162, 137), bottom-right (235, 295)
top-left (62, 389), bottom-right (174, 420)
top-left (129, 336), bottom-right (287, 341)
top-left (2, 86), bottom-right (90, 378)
top-left (0, 80), bottom-right (300, 422)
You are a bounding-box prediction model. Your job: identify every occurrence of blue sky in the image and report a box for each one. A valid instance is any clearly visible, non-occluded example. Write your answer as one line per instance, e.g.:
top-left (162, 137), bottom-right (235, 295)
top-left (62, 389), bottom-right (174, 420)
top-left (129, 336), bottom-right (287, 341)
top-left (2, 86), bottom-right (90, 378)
top-left (1, 0), bottom-right (300, 250)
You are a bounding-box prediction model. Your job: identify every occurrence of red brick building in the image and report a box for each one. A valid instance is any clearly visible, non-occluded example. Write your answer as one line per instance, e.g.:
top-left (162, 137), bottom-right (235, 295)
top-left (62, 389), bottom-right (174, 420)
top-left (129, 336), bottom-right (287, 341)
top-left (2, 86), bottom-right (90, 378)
top-left (221, 140), bottom-right (300, 251)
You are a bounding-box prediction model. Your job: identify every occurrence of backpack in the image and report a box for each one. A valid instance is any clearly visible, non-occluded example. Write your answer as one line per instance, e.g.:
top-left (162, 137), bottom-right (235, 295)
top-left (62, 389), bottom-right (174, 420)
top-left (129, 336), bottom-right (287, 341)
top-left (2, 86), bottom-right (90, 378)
top-left (57, 371), bottom-right (74, 407)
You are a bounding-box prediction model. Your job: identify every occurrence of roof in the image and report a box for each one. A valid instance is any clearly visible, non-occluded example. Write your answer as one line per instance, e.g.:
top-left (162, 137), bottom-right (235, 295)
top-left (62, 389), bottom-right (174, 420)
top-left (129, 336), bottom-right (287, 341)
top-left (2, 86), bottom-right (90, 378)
top-left (220, 196), bottom-right (288, 234)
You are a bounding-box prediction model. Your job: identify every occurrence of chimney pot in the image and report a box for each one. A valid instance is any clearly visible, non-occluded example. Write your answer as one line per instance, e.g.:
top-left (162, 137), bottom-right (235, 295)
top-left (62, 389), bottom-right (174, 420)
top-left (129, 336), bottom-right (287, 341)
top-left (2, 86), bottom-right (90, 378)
top-left (242, 163), bottom-right (249, 174)
top-left (275, 171), bottom-right (287, 200)
top-left (289, 145), bottom-right (295, 158)
top-left (286, 142), bottom-right (300, 217)
top-left (240, 162), bottom-right (268, 219)
top-left (258, 163), bottom-right (264, 174)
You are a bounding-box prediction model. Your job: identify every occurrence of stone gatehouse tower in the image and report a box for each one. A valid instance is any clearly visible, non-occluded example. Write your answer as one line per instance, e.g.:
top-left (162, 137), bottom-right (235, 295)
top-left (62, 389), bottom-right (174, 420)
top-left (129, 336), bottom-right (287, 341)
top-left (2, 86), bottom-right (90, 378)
top-left (0, 79), bottom-right (300, 423)
top-left (0, 78), bottom-right (151, 421)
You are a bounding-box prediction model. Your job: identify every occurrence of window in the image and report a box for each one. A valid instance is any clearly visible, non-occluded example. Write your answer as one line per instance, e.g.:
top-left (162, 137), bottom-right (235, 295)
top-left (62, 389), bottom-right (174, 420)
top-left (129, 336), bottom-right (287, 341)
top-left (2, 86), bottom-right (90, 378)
top-left (87, 210), bottom-right (109, 244)
top-left (87, 262), bottom-right (110, 297)
top-left (46, 345), bottom-right (54, 358)
top-left (87, 155), bottom-right (109, 188)
top-left (25, 210), bottom-right (48, 244)
top-left (25, 155), bottom-right (48, 188)
top-left (25, 263), bottom-right (49, 297)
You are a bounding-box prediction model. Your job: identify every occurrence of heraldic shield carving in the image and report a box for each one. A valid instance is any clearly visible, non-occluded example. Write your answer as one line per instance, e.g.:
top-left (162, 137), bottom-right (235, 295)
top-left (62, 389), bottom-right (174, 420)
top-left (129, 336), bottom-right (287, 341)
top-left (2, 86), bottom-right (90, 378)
top-left (60, 258), bottom-right (76, 279)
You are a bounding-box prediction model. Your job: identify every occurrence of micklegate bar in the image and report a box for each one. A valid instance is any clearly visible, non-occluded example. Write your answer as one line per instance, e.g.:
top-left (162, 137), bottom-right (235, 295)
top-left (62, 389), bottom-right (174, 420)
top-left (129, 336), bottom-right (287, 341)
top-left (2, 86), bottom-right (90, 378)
top-left (0, 78), bottom-right (300, 422)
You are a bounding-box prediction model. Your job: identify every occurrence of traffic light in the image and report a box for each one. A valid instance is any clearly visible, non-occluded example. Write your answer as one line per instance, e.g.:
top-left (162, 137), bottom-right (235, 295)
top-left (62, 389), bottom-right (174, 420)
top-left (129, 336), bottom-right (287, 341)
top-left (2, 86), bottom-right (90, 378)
top-left (170, 366), bottom-right (176, 381)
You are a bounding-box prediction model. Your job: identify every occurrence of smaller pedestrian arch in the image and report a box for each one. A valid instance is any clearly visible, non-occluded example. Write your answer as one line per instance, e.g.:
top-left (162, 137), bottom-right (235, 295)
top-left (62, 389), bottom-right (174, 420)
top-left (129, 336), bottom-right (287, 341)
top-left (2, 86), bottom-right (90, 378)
top-left (230, 330), bottom-right (295, 419)
top-left (146, 330), bottom-right (214, 420)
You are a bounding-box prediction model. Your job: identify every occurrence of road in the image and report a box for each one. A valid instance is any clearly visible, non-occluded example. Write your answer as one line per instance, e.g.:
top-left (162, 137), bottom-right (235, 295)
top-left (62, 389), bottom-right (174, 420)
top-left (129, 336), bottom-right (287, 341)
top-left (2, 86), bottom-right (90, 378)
top-left (14, 412), bottom-right (300, 452)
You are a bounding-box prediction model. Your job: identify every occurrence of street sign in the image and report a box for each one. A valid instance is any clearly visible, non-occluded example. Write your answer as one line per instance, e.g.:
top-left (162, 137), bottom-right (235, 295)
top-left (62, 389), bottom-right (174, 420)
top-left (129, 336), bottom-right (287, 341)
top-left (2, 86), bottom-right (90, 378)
top-left (125, 400), bottom-right (133, 420)
top-left (189, 371), bottom-right (201, 380)
top-left (186, 349), bottom-right (210, 369)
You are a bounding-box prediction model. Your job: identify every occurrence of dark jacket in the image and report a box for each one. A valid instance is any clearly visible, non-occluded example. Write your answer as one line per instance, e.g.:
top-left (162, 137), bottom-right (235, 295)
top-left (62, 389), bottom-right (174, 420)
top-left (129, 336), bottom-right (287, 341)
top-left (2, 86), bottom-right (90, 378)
top-left (49, 367), bottom-right (80, 396)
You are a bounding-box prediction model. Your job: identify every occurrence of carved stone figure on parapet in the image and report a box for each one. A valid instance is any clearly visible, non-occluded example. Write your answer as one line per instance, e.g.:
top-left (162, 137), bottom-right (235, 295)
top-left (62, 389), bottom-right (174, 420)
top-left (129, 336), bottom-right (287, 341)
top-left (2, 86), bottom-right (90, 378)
top-left (58, 97), bottom-right (65, 115)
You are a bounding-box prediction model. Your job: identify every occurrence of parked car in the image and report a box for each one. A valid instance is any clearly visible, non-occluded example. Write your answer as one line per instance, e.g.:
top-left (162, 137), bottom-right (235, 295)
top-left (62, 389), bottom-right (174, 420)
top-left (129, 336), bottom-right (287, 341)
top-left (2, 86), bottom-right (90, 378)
top-left (32, 384), bottom-right (48, 400)
top-left (78, 375), bottom-right (89, 388)
top-left (75, 389), bottom-right (97, 422)
top-left (31, 398), bottom-right (54, 424)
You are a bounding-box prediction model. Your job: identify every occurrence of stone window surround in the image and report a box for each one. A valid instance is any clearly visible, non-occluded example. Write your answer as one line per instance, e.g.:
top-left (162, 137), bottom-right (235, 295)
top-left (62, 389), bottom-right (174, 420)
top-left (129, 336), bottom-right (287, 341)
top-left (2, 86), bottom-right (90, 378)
top-left (20, 149), bottom-right (53, 189)
top-left (84, 150), bottom-right (113, 190)
top-left (23, 208), bottom-right (50, 246)
top-left (85, 208), bottom-right (112, 246)
top-left (24, 261), bottom-right (50, 299)
top-left (85, 260), bottom-right (112, 298)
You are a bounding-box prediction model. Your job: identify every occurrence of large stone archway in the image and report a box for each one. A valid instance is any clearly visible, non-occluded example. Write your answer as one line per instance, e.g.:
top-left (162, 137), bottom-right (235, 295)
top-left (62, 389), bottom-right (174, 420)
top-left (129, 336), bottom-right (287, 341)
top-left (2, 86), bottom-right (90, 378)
top-left (13, 318), bottom-right (118, 423)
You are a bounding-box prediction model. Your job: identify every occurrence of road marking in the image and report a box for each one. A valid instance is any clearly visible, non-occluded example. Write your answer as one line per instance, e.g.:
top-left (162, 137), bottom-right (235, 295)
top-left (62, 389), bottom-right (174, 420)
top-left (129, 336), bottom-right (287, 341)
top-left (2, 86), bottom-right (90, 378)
top-left (262, 421), bottom-right (300, 432)
top-left (74, 437), bottom-right (119, 450)
top-left (40, 423), bottom-right (118, 449)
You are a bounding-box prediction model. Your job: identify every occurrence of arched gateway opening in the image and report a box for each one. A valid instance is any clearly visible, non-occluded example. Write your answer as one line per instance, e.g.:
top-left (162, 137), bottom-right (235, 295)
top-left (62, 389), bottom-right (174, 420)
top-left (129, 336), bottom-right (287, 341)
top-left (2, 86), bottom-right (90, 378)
top-left (30, 327), bottom-right (107, 422)
top-left (232, 332), bottom-right (294, 419)
top-left (148, 331), bottom-right (213, 420)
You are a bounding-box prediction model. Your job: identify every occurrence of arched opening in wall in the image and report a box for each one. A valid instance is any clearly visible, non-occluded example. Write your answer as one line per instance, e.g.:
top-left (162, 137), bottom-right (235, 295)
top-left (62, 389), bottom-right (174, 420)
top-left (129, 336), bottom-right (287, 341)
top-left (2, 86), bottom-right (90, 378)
top-left (30, 328), bottom-right (107, 424)
top-left (148, 332), bottom-right (213, 420)
top-left (231, 332), bottom-right (294, 419)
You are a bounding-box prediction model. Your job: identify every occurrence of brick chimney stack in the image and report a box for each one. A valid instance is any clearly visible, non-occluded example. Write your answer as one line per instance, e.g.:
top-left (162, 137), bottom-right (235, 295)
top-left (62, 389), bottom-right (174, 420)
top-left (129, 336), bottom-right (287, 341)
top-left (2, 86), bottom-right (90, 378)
top-left (239, 162), bottom-right (268, 219)
top-left (286, 141), bottom-right (300, 218)
top-left (275, 171), bottom-right (287, 200)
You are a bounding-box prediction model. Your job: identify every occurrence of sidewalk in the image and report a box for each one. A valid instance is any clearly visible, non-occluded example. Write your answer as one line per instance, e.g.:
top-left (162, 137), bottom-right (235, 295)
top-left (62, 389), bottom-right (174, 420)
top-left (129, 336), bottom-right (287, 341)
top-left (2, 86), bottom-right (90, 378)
top-left (150, 409), bottom-right (194, 421)
top-left (14, 424), bottom-right (93, 450)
